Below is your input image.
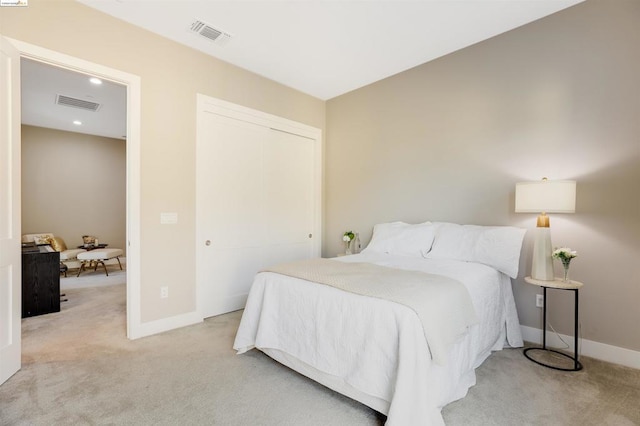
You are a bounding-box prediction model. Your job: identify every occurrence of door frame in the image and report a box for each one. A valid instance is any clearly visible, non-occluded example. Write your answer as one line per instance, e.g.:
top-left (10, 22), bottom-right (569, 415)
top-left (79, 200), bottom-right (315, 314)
top-left (195, 94), bottom-right (323, 319)
top-left (4, 37), bottom-right (144, 339)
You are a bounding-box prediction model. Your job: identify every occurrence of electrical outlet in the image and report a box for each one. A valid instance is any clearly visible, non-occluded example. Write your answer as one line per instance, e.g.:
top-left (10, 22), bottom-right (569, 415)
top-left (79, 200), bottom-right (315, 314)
top-left (536, 294), bottom-right (544, 308)
top-left (160, 286), bottom-right (169, 299)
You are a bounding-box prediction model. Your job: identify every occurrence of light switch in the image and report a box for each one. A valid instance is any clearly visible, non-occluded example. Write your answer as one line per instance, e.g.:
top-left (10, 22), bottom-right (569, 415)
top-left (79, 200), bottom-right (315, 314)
top-left (160, 212), bottom-right (178, 224)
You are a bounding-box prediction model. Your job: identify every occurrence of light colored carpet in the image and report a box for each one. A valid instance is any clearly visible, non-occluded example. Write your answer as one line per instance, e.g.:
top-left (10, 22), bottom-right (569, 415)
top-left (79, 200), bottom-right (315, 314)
top-left (1, 284), bottom-right (638, 425)
top-left (60, 257), bottom-right (126, 290)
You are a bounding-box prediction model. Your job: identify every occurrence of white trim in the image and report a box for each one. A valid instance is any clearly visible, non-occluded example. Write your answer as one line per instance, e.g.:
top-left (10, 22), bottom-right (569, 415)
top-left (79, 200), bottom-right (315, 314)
top-left (133, 311), bottom-right (203, 339)
top-left (198, 95), bottom-right (321, 140)
top-left (521, 325), bottom-right (640, 370)
top-left (6, 38), bottom-right (143, 340)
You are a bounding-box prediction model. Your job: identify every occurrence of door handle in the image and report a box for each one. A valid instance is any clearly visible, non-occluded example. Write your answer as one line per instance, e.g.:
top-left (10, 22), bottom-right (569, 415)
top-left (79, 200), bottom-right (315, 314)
top-left (205, 240), bottom-right (211, 246)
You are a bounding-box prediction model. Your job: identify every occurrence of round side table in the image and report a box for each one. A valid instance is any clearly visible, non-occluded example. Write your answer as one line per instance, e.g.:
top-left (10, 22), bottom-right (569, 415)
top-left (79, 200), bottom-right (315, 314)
top-left (523, 276), bottom-right (583, 372)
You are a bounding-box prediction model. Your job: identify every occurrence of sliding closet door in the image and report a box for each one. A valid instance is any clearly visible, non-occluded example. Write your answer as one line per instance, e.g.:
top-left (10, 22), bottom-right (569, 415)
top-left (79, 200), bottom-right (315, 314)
top-left (196, 95), bottom-right (321, 319)
top-left (197, 113), bottom-right (266, 318)
top-left (262, 129), bottom-right (315, 267)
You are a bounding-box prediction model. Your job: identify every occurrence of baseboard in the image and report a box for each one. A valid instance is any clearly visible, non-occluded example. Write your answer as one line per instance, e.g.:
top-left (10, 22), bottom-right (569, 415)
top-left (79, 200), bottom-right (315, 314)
top-left (129, 310), bottom-right (202, 340)
top-left (521, 325), bottom-right (640, 370)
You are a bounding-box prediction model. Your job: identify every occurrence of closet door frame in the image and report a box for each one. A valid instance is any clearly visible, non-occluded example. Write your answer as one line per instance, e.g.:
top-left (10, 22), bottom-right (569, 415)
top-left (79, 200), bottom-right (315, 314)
top-left (195, 94), bottom-right (322, 319)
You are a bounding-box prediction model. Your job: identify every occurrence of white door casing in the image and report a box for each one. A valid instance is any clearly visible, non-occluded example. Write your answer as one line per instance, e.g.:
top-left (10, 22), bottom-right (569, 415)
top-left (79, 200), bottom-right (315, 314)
top-left (0, 36), bottom-right (22, 386)
top-left (1, 37), bottom-right (144, 340)
top-left (196, 95), bottom-right (321, 319)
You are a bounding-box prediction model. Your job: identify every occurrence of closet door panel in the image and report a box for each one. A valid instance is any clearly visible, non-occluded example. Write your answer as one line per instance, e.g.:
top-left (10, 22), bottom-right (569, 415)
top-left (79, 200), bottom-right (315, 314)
top-left (263, 130), bottom-right (314, 247)
top-left (261, 242), bottom-right (312, 269)
top-left (205, 247), bottom-right (262, 317)
top-left (200, 114), bottom-right (265, 249)
top-left (197, 113), bottom-right (267, 318)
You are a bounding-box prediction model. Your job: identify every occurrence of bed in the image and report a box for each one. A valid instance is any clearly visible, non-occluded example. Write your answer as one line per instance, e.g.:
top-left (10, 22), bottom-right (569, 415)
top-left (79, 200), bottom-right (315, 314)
top-left (233, 221), bottom-right (526, 425)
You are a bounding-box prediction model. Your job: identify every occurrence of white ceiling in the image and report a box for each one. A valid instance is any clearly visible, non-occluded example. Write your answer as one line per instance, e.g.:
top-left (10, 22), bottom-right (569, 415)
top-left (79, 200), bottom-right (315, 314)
top-left (78, 0), bottom-right (583, 100)
top-left (23, 0), bottom-right (583, 139)
top-left (21, 58), bottom-right (127, 140)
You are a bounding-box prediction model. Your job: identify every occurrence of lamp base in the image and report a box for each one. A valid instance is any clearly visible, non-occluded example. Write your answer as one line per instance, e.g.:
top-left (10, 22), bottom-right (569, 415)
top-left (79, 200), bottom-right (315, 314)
top-left (531, 227), bottom-right (554, 281)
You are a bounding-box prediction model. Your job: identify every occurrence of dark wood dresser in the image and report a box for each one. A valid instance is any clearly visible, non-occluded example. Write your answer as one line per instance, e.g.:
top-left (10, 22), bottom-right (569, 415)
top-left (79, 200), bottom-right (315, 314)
top-left (22, 245), bottom-right (60, 318)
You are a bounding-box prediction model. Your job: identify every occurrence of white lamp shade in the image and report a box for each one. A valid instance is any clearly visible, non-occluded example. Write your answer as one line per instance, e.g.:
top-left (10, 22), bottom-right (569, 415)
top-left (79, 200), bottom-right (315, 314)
top-left (515, 180), bottom-right (576, 213)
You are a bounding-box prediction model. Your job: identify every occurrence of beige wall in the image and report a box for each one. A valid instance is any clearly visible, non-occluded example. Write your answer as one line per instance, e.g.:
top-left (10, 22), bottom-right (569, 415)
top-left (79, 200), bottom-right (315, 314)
top-left (3, 0), bottom-right (638, 354)
top-left (21, 125), bottom-right (126, 253)
top-left (1, 0), bottom-right (325, 323)
top-left (326, 0), bottom-right (640, 352)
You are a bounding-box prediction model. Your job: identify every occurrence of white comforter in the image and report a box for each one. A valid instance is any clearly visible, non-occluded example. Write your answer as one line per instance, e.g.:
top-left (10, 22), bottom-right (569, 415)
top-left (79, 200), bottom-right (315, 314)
top-left (233, 253), bottom-right (523, 425)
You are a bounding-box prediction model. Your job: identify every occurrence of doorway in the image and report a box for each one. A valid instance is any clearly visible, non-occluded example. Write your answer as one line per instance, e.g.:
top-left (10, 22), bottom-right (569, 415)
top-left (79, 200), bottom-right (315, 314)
top-left (13, 39), bottom-right (142, 336)
top-left (6, 38), bottom-right (145, 339)
top-left (0, 36), bottom-right (145, 383)
top-left (20, 57), bottom-right (127, 300)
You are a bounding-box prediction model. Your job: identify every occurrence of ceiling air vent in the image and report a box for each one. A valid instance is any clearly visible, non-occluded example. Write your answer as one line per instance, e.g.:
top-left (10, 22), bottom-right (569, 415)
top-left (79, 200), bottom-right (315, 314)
top-left (190, 19), bottom-right (232, 46)
top-left (55, 94), bottom-right (101, 112)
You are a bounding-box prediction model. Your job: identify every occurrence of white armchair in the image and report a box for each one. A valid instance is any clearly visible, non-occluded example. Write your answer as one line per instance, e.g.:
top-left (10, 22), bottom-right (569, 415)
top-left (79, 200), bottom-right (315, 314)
top-left (21, 233), bottom-right (86, 268)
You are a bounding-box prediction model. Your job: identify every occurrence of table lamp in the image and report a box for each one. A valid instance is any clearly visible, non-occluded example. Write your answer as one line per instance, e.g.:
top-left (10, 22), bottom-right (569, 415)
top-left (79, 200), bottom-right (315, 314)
top-left (515, 178), bottom-right (576, 280)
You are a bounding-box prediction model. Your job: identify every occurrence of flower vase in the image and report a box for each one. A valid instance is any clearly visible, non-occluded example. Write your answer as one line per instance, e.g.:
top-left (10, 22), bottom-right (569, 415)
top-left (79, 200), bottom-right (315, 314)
top-left (561, 259), bottom-right (571, 282)
top-left (345, 240), bottom-right (352, 255)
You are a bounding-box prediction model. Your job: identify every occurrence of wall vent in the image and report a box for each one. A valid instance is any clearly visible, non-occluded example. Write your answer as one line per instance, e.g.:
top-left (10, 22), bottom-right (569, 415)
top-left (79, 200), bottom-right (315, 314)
top-left (190, 19), bottom-right (232, 46)
top-left (55, 94), bottom-right (101, 112)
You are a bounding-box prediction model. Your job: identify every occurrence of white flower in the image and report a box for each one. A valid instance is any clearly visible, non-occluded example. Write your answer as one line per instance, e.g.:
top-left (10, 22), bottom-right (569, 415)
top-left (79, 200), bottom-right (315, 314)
top-left (342, 235), bottom-right (351, 242)
top-left (553, 247), bottom-right (577, 260)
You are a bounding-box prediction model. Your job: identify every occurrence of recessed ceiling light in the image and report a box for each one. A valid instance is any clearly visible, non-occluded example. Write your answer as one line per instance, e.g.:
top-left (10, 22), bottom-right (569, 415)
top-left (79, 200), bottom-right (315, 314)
top-left (89, 77), bottom-right (102, 85)
top-left (73, 120), bottom-right (82, 125)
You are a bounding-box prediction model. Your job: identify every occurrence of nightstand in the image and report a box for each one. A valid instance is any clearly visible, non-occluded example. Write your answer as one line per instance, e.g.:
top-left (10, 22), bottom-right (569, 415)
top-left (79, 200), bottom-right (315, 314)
top-left (524, 276), bottom-right (583, 371)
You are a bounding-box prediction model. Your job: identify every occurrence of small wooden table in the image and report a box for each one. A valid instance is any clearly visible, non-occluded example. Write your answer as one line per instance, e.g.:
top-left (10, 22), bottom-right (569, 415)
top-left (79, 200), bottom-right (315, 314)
top-left (523, 276), bottom-right (583, 371)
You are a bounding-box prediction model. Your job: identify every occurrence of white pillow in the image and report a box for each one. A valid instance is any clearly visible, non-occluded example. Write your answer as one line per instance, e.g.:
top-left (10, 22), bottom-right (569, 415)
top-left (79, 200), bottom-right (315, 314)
top-left (362, 221), bottom-right (436, 258)
top-left (427, 222), bottom-right (526, 278)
